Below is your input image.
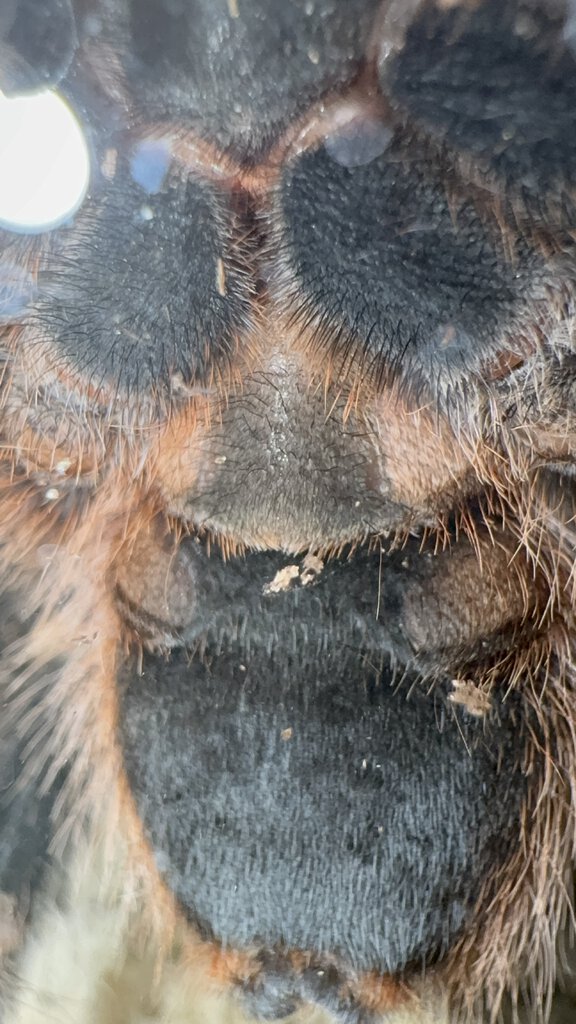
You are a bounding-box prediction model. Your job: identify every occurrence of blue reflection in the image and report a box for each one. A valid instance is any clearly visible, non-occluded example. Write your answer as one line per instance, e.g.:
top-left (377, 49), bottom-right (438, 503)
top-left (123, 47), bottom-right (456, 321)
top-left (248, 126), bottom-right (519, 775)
top-left (0, 262), bottom-right (36, 322)
top-left (324, 117), bottom-right (392, 169)
top-left (130, 139), bottom-right (172, 195)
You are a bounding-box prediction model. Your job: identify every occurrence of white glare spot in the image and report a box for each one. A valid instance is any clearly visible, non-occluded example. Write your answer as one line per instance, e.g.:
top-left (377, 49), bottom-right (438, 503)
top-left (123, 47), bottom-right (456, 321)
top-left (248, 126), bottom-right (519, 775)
top-left (0, 90), bottom-right (90, 234)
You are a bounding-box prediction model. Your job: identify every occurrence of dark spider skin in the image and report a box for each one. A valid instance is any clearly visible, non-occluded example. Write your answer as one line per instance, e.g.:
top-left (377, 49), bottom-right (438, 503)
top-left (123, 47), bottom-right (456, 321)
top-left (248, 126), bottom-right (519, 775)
top-left (279, 140), bottom-right (542, 380)
top-left (1, 3), bottom-right (576, 1024)
top-left (0, 0), bottom-right (76, 95)
top-left (382, 0), bottom-right (576, 201)
top-left (118, 542), bottom-right (528, 983)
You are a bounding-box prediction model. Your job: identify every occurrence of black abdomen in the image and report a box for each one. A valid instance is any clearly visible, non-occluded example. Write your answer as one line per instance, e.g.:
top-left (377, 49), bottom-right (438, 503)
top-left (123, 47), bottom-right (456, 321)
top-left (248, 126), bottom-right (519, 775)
top-left (119, 547), bottom-right (528, 977)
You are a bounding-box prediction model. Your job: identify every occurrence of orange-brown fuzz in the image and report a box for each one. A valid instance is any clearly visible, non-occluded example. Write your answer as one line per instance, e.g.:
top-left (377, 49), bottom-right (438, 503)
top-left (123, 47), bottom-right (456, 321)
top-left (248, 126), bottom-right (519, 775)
top-left (350, 973), bottom-right (413, 1016)
top-left (1, 103), bottom-right (576, 1014)
top-left (0, 312), bottom-right (575, 1023)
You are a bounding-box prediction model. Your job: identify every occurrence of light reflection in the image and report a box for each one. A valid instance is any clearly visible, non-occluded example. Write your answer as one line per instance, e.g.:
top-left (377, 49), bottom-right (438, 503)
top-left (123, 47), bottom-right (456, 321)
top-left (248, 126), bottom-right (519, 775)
top-left (324, 116), bottom-right (392, 169)
top-left (0, 261), bottom-right (36, 322)
top-left (130, 139), bottom-right (171, 195)
top-left (0, 89), bottom-right (90, 234)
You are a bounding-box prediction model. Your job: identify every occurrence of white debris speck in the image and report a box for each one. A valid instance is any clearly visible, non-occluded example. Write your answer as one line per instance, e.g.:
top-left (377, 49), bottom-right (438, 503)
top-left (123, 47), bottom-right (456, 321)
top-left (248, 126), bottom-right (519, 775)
top-left (449, 679), bottom-right (492, 718)
top-left (264, 564), bottom-right (300, 594)
top-left (264, 554), bottom-right (325, 595)
top-left (300, 553), bottom-right (324, 586)
top-left (216, 257), bottom-right (227, 296)
top-left (0, 892), bottom-right (20, 954)
top-left (101, 147), bottom-right (117, 179)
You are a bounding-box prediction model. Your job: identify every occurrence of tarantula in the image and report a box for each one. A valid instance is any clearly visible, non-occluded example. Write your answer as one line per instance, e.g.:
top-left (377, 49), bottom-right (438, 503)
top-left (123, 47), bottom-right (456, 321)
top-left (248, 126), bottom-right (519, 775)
top-left (0, 1), bottom-right (575, 1022)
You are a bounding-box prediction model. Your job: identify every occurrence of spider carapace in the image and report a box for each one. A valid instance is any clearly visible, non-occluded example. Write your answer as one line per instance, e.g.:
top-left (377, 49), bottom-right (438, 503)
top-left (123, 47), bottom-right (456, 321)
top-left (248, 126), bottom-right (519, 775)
top-left (0, 2), bottom-right (575, 1022)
